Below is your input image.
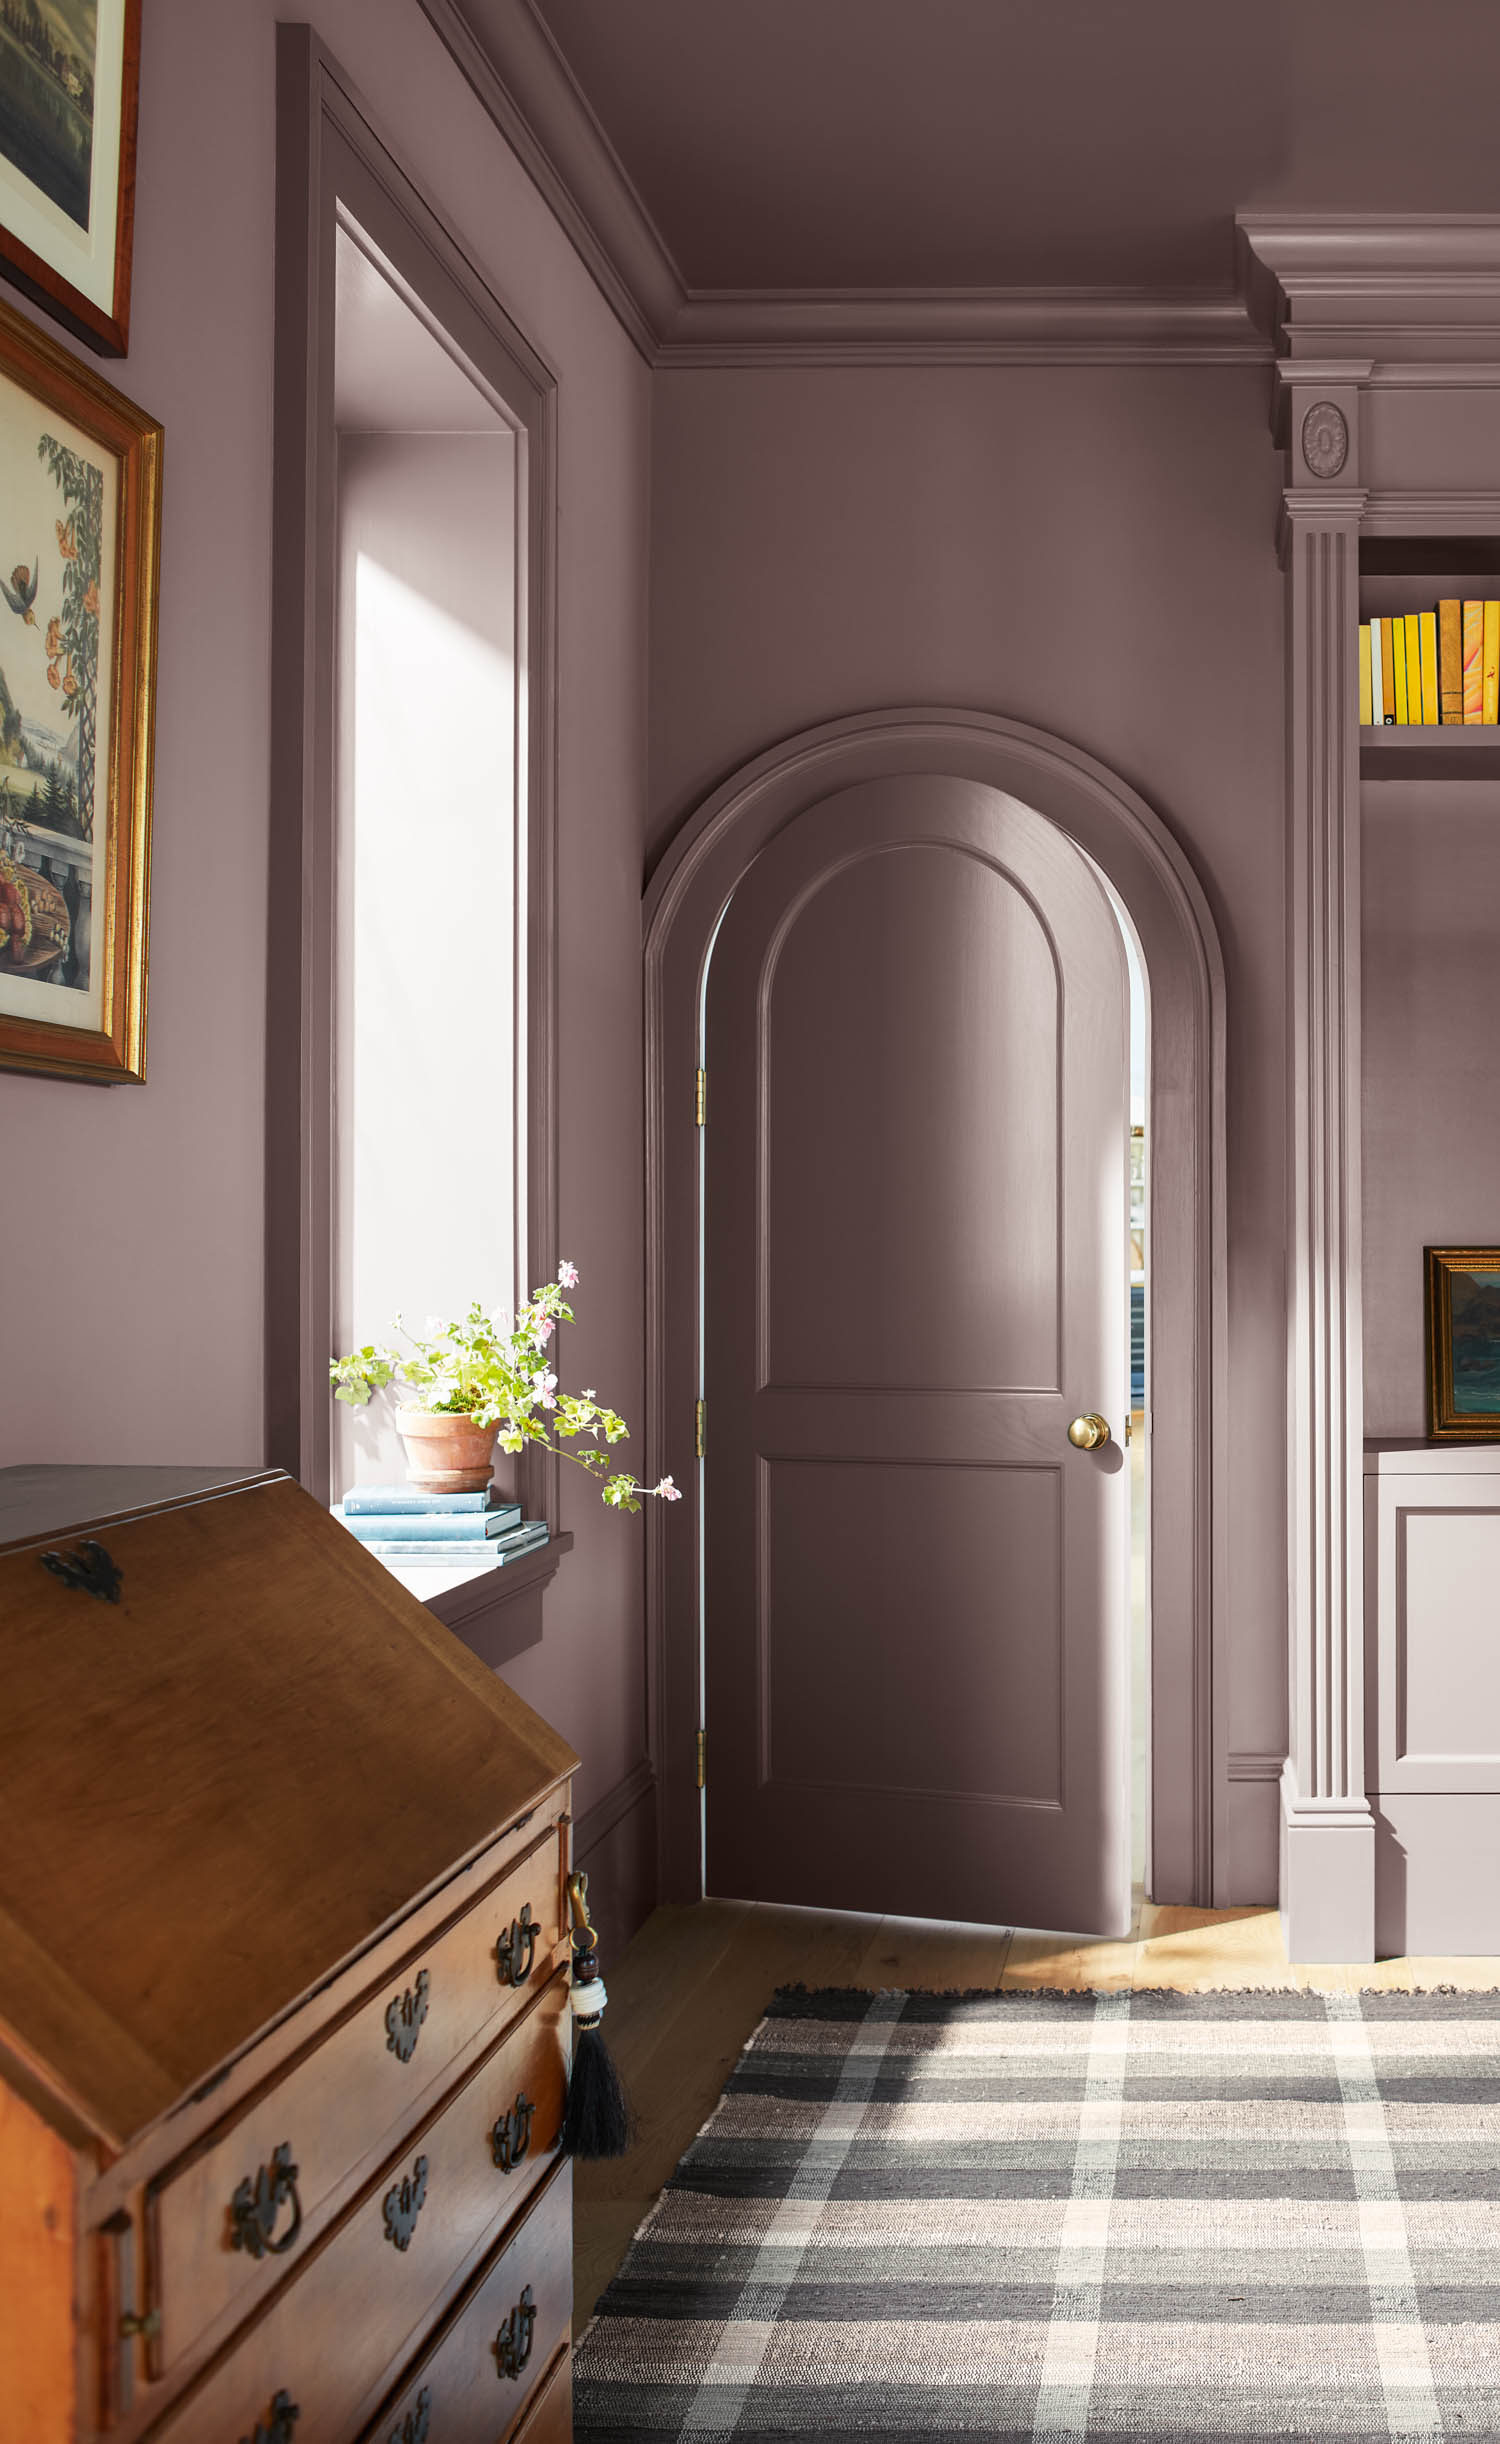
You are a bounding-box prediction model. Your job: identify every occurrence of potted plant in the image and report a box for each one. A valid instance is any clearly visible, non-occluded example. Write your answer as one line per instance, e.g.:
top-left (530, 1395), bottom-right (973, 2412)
top-left (330, 1261), bottom-right (681, 1507)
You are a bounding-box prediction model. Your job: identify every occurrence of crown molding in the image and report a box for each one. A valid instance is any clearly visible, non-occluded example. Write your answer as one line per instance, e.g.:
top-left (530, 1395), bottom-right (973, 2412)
top-left (1238, 213), bottom-right (1500, 366)
top-left (417, 0), bottom-right (684, 358)
top-left (659, 288), bottom-right (1269, 366)
top-left (421, 0), bottom-right (1271, 366)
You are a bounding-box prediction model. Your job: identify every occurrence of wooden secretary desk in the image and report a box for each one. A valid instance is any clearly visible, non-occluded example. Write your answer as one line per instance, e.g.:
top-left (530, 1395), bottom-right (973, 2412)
top-left (0, 1467), bottom-right (580, 2444)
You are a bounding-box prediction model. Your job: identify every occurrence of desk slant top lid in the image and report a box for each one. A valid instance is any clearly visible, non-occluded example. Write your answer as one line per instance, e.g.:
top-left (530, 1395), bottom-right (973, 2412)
top-left (0, 1467), bottom-right (577, 2153)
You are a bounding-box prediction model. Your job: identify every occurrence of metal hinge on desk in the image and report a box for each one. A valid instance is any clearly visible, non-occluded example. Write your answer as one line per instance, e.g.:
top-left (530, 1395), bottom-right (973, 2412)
top-left (695, 1067), bottom-right (707, 1126)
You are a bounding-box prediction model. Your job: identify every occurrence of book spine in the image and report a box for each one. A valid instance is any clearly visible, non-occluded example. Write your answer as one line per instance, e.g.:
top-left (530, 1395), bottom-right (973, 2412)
top-left (1439, 599), bottom-right (1464, 722)
top-left (1392, 616), bottom-right (1409, 724)
top-left (1485, 601), bottom-right (1500, 725)
top-left (1379, 617), bottom-right (1396, 722)
top-left (1402, 614), bottom-right (1422, 726)
top-left (1358, 623), bottom-right (1373, 726)
top-left (362, 1541), bottom-right (505, 1558)
top-left (1419, 611), bottom-right (1439, 725)
top-left (341, 1486), bottom-right (493, 1514)
top-left (1464, 599), bottom-right (1485, 722)
top-left (1369, 616), bottom-right (1384, 725)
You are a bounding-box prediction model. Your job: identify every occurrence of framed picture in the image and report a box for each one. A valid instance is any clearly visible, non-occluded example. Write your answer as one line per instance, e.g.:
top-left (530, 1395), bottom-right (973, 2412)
top-left (0, 289), bottom-right (159, 1082)
top-left (1426, 1247), bottom-right (1500, 1441)
top-left (0, 0), bottom-right (140, 355)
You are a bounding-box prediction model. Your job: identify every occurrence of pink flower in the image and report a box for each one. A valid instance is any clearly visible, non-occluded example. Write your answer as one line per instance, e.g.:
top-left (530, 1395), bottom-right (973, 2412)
top-left (557, 1259), bottom-right (579, 1288)
top-left (532, 1367), bottom-right (558, 1410)
top-left (656, 1475), bottom-right (682, 1502)
top-left (533, 1315), bottom-right (555, 1345)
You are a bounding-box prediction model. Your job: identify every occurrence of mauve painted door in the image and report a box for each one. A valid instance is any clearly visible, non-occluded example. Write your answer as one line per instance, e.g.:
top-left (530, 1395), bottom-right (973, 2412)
top-left (703, 775), bottom-right (1131, 1935)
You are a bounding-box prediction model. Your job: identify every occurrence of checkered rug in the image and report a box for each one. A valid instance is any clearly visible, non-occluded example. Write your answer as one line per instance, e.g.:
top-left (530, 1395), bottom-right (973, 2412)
top-left (573, 1983), bottom-right (1500, 2440)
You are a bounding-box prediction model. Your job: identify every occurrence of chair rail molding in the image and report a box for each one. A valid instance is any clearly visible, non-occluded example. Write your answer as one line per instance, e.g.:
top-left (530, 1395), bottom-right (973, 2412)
top-left (1239, 213), bottom-right (1500, 1961)
top-left (643, 708), bottom-right (1230, 1912)
top-left (418, 0), bottom-right (1268, 366)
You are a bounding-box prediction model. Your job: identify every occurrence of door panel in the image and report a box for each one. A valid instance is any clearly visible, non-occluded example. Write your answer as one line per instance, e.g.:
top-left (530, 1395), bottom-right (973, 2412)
top-left (704, 775), bottom-right (1130, 1936)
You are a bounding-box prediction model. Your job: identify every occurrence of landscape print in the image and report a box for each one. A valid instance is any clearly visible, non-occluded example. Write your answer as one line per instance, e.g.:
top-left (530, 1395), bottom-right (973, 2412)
top-left (1450, 1266), bottom-right (1500, 1416)
top-left (0, 0), bottom-right (98, 232)
top-left (0, 355), bottom-right (112, 1031)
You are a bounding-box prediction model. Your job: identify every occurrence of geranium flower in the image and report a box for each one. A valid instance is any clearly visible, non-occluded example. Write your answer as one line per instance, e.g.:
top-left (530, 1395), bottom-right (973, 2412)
top-left (558, 1259), bottom-right (579, 1287)
top-left (656, 1475), bottom-right (683, 1502)
top-left (533, 1315), bottom-right (554, 1345)
top-left (532, 1367), bottom-right (558, 1410)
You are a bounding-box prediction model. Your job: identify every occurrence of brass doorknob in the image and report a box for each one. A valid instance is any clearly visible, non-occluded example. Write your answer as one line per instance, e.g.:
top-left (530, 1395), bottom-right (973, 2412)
top-left (1067, 1413), bottom-right (1111, 1450)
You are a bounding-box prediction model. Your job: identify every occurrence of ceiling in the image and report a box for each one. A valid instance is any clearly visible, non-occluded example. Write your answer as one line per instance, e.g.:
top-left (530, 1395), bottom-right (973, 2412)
top-left (511, 0), bottom-right (1500, 297)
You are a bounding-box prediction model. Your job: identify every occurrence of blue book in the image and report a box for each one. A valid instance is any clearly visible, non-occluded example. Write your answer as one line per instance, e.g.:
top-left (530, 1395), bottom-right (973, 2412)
top-left (342, 1484), bottom-right (502, 1516)
top-left (363, 1525), bottom-right (549, 1564)
top-left (335, 1504), bottom-right (523, 1544)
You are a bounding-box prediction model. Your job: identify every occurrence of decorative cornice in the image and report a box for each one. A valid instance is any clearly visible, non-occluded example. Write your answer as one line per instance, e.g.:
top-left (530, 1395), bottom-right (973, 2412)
top-left (417, 0), bottom-right (680, 358)
top-left (1360, 489), bottom-right (1500, 535)
top-left (1238, 214), bottom-right (1500, 367)
top-left (1229, 1750), bottom-right (1286, 1783)
top-left (662, 289), bottom-right (1268, 367)
top-left (421, 0), bottom-right (1271, 366)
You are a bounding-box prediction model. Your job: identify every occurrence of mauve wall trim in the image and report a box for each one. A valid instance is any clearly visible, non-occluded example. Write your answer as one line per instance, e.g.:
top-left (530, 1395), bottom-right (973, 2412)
top-left (267, 27), bottom-right (561, 1527)
top-left (643, 708), bottom-right (1230, 1911)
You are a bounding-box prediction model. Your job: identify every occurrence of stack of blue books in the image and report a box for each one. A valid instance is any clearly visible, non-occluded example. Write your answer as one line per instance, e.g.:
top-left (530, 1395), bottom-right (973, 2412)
top-left (333, 1485), bottom-right (550, 1567)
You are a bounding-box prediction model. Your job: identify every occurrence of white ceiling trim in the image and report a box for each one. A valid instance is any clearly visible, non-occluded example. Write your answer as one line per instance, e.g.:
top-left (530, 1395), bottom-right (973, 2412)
top-left (422, 0), bottom-right (1271, 367)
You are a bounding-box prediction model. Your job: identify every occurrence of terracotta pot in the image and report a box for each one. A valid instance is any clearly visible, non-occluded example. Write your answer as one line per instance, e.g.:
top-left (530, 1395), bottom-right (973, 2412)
top-left (393, 1408), bottom-right (498, 1496)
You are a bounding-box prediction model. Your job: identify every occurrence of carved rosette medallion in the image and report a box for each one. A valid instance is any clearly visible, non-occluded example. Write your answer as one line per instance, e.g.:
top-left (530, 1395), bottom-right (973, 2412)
top-left (1301, 400), bottom-right (1349, 481)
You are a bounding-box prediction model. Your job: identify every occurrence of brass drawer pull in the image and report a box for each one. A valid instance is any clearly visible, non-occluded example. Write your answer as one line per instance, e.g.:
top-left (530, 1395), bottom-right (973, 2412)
top-left (387, 2386), bottom-right (431, 2444)
top-left (40, 1537), bottom-right (122, 1602)
top-left (229, 2142), bottom-right (302, 2260)
top-left (240, 2393), bottom-right (299, 2444)
top-left (382, 2152), bottom-right (429, 2252)
top-left (385, 1966), bottom-right (431, 2064)
top-left (495, 1903), bottom-right (538, 1987)
top-left (493, 2282), bottom-right (537, 2380)
top-left (490, 2089), bottom-right (536, 2172)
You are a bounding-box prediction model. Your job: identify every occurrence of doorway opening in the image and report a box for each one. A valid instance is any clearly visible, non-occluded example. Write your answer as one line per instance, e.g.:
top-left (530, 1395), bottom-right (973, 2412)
top-left (644, 708), bottom-right (1227, 1916)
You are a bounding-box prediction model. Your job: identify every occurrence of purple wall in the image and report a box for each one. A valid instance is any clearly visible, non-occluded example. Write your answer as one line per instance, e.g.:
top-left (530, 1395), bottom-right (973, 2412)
top-left (647, 364), bottom-right (1290, 1899)
top-left (0, 0), bottom-right (653, 1837)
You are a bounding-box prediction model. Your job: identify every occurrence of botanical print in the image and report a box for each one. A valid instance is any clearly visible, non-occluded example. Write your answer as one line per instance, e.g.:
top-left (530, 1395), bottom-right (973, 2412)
top-left (1450, 1266), bottom-right (1500, 1416)
top-left (0, 357), bottom-right (113, 1034)
top-left (0, 0), bottom-right (98, 232)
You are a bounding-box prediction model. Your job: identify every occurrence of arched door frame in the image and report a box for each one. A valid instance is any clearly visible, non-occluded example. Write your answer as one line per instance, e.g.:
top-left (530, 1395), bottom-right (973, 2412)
top-left (643, 708), bottom-right (1229, 1912)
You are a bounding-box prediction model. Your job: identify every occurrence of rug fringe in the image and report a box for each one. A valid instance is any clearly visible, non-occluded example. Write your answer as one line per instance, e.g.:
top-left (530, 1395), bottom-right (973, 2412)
top-left (770, 1978), bottom-right (1499, 1999)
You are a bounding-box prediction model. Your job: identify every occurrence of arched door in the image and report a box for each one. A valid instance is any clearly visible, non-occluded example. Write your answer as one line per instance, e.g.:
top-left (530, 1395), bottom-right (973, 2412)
top-left (703, 774), bottom-right (1131, 1934)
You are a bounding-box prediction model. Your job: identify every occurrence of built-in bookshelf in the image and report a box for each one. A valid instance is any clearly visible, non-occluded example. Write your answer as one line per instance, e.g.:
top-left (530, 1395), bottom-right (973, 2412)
top-left (1359, 543), bottom-right (1500, 779)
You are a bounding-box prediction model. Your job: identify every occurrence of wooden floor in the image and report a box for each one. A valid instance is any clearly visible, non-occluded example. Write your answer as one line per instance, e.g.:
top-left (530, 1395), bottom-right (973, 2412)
top-left (572, 1889), bottom-right (1500, 2331)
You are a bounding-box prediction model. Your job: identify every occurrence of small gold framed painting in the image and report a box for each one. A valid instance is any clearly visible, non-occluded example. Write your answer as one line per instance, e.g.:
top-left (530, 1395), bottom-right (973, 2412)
top-left (1426, 1247), bottom-right (1500, 1441)
top-left (0, 291), bottom-right (159, 1082)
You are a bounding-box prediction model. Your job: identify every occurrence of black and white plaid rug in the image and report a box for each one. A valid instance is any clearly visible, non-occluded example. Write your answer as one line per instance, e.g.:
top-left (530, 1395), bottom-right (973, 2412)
top-left (574, 1983), bottom-right (1500, 2439)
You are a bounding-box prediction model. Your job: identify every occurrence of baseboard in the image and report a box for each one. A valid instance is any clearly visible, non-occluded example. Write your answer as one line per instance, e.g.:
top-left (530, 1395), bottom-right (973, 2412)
top-left (573, 1757), bottom-right (657, 1948)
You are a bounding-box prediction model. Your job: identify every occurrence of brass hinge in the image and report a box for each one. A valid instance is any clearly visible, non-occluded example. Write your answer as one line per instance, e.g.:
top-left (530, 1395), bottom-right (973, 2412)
top-left (694, 1399), bottom-right (705, 1460)
top-left (695, 1729), bottom-right (707, 1789)
top-left (695, 1067), bottom-right (707, 1127)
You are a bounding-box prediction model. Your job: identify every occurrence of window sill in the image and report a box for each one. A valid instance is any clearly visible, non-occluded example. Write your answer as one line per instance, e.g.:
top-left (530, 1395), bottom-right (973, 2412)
top-left (416, 1529), bottom-right (573, 1672)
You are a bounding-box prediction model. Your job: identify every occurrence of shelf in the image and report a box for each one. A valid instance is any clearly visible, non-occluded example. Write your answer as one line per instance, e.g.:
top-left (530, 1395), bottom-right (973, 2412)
top-left (1361, 725), bottom-right (1500, 780)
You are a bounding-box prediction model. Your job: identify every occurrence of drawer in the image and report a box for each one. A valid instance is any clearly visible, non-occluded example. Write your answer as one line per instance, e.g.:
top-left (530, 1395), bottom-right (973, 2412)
top-left (361, 2168), bottom-right (571, 2444)
top-left (147, 1821), bottom-right (566, 2373)
top-left (149, 1971), bottom-right (569, 2444)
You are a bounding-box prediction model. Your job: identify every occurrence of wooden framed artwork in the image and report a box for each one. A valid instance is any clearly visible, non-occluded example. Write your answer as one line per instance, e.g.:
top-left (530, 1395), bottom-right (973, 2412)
top-left (0, 0), bottom-right (139, 355)
top-left (0, 289), bottom-right (159, 1082)
top-left (1426, 1247), bottom-right (1500, 1441)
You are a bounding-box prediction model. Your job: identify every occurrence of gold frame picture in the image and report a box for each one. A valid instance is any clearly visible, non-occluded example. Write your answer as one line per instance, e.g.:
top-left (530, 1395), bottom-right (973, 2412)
top-left (0, 0), bottom-right (141, 356)
top-left (0, 291), bottom-right (159, 1082)
top-left (1426, 1246), bottom-right (1500, 1442)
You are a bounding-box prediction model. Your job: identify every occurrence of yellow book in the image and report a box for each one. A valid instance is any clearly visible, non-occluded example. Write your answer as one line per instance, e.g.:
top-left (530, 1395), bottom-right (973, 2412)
top-left (1485, 601), bottom-right (1500, 725)
top-left (1403, 614), bottom-right (1422, 725)
top-left (1464, 600), bottom-right (1484, 721)
top-left (1419, 611), bottom-right (1439, 724)
top-left (1358, 623), bottom-right (1373, 725)
top-left (1392, 615), bottom-right (1409, 724)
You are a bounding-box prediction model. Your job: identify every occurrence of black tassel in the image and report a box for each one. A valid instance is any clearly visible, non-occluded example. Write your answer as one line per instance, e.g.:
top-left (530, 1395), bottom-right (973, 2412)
top-left (561, 1870), bottom-right (633, 2160)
